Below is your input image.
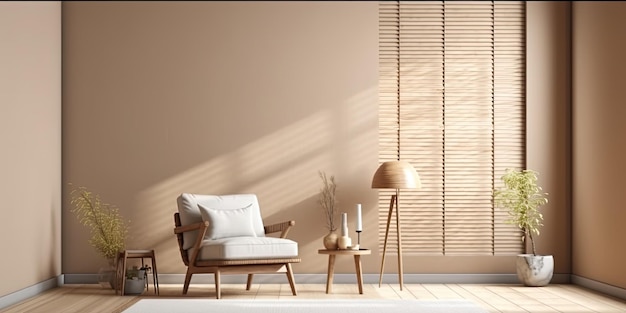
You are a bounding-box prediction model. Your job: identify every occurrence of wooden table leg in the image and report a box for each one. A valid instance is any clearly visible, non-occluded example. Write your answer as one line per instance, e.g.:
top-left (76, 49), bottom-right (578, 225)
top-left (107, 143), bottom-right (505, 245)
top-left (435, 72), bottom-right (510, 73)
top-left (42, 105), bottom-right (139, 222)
top-left (326, 254), bottom-right (336, 294)
top-left (354, 255), bottom-right (364, 294)
top-left (115, 252), bottom-right (124, 295)
top-left (121, 251), bottom-right (128, 296)
top-left (150, 251), bottom-right (159, 295)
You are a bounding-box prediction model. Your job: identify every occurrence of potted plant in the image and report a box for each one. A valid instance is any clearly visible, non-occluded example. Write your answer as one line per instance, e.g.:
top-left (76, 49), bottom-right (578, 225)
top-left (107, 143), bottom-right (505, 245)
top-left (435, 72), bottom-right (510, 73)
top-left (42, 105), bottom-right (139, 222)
top-left (493, 168), bottom-right (552, 287)
top-left (69, 184), bottom-right (129, 289)
top-left (318, 171), bottom-right (339, 250)
top-left (124, 265), bottom-right (148, 295)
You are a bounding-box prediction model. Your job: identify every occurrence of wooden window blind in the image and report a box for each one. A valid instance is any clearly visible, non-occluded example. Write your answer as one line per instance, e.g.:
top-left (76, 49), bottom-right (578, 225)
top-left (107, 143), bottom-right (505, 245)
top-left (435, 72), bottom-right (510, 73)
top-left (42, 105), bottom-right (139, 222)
top-left (378, 1), bottom-right (525, 256)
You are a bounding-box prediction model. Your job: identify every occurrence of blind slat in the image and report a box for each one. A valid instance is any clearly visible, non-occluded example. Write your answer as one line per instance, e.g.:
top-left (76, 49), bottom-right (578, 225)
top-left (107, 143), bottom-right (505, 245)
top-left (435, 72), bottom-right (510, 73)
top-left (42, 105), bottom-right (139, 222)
top-left (379, 1), bottom-right (525, 256)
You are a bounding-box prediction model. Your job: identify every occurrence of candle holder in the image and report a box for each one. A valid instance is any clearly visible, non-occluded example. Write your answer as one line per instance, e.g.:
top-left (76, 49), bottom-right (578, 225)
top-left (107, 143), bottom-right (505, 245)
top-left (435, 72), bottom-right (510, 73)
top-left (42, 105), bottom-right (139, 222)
top-left (354, 203), bottom-right (362, 250)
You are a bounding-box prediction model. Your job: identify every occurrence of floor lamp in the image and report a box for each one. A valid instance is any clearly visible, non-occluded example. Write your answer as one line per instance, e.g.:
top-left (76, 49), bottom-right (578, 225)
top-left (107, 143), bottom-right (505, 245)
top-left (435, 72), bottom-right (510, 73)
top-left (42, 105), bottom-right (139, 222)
top-left (371, 160), bottom-right (421, 291)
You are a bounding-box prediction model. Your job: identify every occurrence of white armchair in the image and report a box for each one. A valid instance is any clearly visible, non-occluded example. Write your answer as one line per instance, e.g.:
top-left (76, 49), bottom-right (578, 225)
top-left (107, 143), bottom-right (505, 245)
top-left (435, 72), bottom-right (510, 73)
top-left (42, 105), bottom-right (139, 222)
top-left (174, 193), bottom-right (300, 299)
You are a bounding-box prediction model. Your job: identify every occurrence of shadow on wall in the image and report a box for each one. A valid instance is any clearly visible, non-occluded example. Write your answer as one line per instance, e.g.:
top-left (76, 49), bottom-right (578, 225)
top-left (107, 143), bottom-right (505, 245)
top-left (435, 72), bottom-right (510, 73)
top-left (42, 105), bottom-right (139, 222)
top-left (126, 86), bottom-right (378, 274)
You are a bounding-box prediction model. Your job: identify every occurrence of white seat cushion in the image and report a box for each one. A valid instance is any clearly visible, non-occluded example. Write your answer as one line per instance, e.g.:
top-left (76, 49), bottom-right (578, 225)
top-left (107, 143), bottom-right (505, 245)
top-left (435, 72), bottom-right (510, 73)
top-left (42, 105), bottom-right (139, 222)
top-left (189, 237), bottom-right (298, 261)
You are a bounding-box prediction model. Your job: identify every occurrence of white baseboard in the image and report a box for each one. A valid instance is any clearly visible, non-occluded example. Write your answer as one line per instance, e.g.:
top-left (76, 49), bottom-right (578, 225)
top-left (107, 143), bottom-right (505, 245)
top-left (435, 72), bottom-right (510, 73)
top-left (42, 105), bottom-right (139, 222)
top-left (0, 275), bottom-right (63, 310)
top-left (62, 273), bottom-right (570, 285)
top-left (571, 275), bottom-right (626, 301)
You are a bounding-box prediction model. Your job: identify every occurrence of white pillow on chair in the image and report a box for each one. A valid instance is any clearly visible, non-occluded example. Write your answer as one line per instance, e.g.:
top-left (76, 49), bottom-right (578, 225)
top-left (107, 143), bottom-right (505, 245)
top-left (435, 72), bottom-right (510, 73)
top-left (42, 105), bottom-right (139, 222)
top-left (198, 203), bottom-right (257, 240)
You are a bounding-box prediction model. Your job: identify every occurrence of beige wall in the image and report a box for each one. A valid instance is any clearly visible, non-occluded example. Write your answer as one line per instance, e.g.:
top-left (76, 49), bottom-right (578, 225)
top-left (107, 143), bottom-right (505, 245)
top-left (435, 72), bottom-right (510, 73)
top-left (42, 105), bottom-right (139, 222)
top-left (572, 2), bottom-right (626, 289)
top-left (60, 1), bottom-right (579, 277)
top-left (0, 2), bottom-right (62, 297)
top-left (527, 1), bottom-right (572, 274)
top-left (62, 1), bottom-right (381, 275)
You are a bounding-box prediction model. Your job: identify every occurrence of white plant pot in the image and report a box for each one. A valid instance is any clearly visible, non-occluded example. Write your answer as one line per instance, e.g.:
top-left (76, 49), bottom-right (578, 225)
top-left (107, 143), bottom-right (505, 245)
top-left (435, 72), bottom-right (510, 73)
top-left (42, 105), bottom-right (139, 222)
top-left (516, 254), bottom-right (554, 287)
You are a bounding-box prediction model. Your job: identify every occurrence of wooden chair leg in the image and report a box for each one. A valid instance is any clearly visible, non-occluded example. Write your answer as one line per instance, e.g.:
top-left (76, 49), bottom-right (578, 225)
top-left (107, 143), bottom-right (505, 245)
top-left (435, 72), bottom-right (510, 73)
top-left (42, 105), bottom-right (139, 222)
top-left (246, 274), bottom-right (254, 291)
top-left (286, 263), bottom-right (297, 296)
top-left (214, 271), bottom-right (221, 299)
top-left (183, 270), bottom-right (193, 295)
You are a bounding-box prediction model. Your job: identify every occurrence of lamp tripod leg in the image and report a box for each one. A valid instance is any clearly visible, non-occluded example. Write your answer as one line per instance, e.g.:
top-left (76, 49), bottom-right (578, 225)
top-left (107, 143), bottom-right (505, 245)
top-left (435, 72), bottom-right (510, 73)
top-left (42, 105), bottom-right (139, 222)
top-left (379, 194), bottom-right (397, 287)
top-left (395, 191), bottom-right (403, 291)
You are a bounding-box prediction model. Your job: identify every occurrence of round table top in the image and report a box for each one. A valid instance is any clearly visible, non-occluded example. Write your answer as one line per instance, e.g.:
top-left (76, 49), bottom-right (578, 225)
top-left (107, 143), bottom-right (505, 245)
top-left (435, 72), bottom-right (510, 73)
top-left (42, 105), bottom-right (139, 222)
top-left (318, 248), bottom-right (371, 255)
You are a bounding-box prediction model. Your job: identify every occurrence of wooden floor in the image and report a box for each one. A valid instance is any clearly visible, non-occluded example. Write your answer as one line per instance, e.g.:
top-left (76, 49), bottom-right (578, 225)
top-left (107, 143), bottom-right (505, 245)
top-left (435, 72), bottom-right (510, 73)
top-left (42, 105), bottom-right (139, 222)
top-left (1, 283), bottom-right (625, 313)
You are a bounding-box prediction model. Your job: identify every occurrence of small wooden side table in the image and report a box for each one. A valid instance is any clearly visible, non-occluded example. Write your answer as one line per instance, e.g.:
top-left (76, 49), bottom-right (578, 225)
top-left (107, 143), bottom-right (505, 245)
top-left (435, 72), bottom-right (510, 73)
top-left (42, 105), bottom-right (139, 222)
top-left (318, 248), bottom-right (371, 294)
top-left (116, 249), bottom-right (160, 296)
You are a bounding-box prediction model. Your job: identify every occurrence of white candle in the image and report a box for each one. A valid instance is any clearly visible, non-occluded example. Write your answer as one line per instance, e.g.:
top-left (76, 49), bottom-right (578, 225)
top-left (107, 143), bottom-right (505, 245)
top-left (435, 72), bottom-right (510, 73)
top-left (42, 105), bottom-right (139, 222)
top-left (356, 204), bottom-right (362, 232)
top-left (341, 213), bottom-right (349, 237)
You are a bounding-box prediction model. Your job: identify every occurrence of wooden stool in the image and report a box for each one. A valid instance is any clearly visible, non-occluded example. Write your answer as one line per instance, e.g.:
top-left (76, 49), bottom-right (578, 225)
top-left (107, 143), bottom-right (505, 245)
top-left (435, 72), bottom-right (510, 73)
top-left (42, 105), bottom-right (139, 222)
top-left (116, 249), bottom-right (159, 296)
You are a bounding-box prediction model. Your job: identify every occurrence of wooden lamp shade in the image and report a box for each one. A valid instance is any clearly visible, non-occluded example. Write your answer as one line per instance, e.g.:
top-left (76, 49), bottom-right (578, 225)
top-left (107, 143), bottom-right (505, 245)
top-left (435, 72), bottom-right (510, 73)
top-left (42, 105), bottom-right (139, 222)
top-left (371, 161), bottom-right (421, 190)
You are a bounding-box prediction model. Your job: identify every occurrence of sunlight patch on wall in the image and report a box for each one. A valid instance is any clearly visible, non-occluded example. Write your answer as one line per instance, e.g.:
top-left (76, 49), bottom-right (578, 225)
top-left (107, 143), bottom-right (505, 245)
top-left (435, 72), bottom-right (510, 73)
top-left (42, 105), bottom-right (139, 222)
top-left (131, 86), bottom-right (378, 273)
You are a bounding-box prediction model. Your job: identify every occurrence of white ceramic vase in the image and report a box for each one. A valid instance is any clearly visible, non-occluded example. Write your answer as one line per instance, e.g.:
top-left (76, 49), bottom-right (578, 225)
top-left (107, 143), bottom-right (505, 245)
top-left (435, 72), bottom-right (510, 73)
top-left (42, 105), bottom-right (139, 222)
top-left (338, 236), bottom-right (351, 250)
top-left (341, 213), bottom-right (348, 237)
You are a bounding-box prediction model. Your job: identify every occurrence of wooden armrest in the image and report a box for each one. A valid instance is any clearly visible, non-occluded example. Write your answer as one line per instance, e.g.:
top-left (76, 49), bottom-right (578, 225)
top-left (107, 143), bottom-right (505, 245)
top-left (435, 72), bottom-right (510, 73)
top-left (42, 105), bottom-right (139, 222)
top-left (264, 220), bottom-right (295, 238)
top-left (174, 221), bottom-right (209, 234)
top-left (174, 221), bottom-right (209, 266)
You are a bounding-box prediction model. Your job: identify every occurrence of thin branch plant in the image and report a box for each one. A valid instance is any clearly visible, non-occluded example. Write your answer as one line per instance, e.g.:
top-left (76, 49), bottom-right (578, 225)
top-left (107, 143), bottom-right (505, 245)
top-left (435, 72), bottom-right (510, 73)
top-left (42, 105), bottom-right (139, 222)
top-left (69, 184), bottom-right (129, 261)
top-left (318, 171), bottom-right (338, 232)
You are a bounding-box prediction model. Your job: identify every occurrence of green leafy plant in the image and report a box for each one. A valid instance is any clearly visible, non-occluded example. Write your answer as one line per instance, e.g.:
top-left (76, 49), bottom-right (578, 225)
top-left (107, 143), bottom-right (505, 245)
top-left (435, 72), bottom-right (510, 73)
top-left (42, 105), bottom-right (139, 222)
top-left (126, 265), bottom-right (148, 280)
top-left (493, 169), bottom-right (548, 255)
top-left (318, 171), bottom-right (338, 232)
top-left (69, 185), bottom-right (129, 260)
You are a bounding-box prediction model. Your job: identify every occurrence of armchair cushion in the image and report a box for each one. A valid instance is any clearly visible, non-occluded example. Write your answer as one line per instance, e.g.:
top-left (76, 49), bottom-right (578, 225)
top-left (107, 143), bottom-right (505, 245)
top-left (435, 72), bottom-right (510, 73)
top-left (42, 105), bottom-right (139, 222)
top-left (198, 203), bottom-right (257, 240)
top-left (177, 193), bottom-right (266, 250)
top-left (189, 237), bottom-right (298, 260)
